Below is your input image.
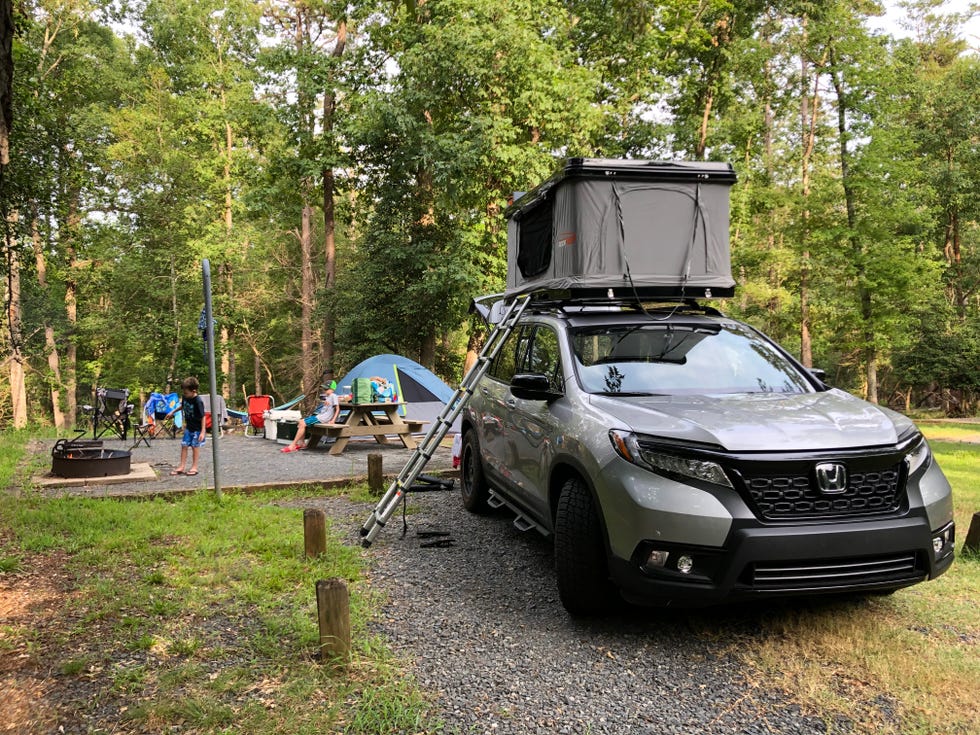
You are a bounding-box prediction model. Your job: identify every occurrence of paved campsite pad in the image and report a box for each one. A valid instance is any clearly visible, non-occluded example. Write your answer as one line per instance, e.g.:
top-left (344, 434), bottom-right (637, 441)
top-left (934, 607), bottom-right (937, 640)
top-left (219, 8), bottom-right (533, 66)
top-left (29, 433), bottom-right (454, 498)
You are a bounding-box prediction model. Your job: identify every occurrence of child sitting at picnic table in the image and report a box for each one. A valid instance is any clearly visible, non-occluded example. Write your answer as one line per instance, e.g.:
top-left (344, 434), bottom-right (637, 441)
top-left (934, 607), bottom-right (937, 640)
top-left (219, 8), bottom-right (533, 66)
top-left (280, 385), bottom-right (340, 453)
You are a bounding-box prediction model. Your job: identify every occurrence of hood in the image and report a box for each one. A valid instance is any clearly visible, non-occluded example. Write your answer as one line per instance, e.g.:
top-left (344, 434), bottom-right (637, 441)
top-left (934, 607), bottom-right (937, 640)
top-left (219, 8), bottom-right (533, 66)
top-left (591, 389), bottom-right (905, 452)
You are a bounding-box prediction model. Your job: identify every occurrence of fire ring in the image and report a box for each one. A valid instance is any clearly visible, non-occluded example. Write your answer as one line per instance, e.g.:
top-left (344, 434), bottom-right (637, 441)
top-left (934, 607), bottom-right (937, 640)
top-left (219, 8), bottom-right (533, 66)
top-left (51, 438), bottom-right (132, 479)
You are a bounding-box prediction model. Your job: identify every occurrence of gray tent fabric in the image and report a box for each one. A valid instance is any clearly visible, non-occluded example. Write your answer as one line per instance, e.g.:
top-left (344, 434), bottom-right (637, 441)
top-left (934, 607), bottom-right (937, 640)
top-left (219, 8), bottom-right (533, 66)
top-left (505, 159), bottom-right (736, 299)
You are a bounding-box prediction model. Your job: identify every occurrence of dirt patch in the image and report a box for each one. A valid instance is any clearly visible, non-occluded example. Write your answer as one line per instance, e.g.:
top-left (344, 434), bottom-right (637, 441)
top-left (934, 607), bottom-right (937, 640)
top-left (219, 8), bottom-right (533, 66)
top-left (0, 547), bottom-right (77, 734)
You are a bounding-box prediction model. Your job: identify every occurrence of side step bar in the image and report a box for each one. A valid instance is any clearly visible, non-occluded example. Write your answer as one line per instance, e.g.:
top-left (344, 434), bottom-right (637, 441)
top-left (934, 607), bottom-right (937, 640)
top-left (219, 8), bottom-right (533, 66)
top-left (488, 490), bottom-right (550, 537)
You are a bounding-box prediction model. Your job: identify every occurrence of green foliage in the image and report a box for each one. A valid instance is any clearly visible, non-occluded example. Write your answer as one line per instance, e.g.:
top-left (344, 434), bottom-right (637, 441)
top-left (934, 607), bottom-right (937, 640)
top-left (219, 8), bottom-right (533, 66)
top-left (3, 0), bottom-right (980, 421)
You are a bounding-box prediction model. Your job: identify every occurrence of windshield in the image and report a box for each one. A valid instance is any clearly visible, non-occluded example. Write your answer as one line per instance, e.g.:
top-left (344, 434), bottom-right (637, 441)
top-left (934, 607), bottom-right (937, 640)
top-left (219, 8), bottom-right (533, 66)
top-left (570, 321), bottom-right (814, 396)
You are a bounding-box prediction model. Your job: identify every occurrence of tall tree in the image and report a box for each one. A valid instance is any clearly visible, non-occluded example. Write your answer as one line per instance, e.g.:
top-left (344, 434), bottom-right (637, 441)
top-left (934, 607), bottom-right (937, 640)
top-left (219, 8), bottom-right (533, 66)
top-left (343, 0), bottom-right (601, 371)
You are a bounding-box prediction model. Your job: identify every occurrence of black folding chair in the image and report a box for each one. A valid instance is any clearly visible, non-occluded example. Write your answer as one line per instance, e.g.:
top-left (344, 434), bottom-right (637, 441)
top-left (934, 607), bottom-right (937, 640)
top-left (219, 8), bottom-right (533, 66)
top-left (81, 387), bottom-right (134, 441)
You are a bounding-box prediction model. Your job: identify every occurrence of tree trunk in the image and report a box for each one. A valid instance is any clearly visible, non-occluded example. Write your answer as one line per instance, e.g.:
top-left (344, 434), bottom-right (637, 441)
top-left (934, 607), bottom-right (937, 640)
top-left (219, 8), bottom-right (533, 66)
top-left (696, 88), bottom-right (714, 160)
top-left (167, 255), bottom-right (180, 392)
top-left (221, 120), bottom-right (235, 399)
top-left (63, 192), bottom-right (82, 427)
top-left (830, 58), bottom-right (876, 403)
top-left (942, 148), bottom-right (967, 318)
top-left (0, 0), bottom-right (11, 168)
top-left (798, 25), bottom-right (825, 369)
top-left (65, 269), bottom-right (77, 425)
top-left (32, 216), bottom-right (65, 429)
top-left (322, 19), bottom-right (346, 374)
top-left (5, 210), bottom-right (26, 428)
top-left (800, 257), bottom-right (812, 367)
top-left (420, 329), bottom-right (436, 371)
top-left (300, 202), bottom-right (315, 398)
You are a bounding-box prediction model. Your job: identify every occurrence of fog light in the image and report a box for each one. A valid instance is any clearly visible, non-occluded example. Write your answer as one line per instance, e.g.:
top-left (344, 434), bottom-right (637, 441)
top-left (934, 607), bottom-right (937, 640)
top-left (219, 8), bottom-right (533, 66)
top-left (933, 537), bottom-right (944, 555)
top-left (644, 550), bottom-right (670, 570)
top-left (677, 555), bottom-right (694, 574)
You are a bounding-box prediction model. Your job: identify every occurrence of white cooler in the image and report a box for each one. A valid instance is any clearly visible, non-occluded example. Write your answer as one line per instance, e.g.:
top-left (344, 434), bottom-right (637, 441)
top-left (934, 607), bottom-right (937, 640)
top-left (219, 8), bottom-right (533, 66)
top-left (263, 409), bottom-right (302, 442)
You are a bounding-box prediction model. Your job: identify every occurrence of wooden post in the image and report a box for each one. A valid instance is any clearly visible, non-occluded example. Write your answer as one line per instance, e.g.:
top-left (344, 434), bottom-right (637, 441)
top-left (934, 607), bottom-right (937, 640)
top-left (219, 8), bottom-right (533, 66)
top-left (964, 513), bottom-right (980, 555)
top-left (316, 578), bottom-right (351, 663)
top-left (368, 453), bottom-right (383, 496)
top-left (304, 508), bottom-right (326, 558)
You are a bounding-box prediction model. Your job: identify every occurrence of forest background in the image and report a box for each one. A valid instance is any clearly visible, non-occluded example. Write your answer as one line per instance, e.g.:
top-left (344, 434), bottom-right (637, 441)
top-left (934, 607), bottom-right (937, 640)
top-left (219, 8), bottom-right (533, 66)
top-left (1, 0), bottom-right (979, 430)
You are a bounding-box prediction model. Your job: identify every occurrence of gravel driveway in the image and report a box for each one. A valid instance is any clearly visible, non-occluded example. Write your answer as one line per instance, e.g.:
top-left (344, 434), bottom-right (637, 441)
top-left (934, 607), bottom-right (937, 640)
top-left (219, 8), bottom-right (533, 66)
top-left (355, 489), bottom-right (829, 735)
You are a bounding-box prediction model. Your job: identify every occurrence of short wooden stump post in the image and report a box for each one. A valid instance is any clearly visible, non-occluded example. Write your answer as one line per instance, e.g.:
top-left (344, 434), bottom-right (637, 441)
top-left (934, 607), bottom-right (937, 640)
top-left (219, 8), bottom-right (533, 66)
top-left (368, 453), bottom-right (384, 496)
top-left (316, 578), bottom-right (351, 664)
top-left (964, 512), bottom-right (980, 555)
top-left (304, 508), bottom-right (326, 559)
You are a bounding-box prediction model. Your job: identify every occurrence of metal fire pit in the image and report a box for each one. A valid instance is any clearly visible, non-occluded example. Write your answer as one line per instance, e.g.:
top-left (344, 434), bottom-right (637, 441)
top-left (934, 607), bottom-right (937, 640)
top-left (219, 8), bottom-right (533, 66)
top-left (51, 438), bottom-right (132, 478)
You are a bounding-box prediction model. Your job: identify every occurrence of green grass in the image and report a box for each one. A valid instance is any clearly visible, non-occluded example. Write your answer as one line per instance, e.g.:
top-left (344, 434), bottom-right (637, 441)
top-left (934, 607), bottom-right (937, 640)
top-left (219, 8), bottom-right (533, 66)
top-left (917, 421), bottom-right (980, 445)
top-left (0, 432), bottom-right (439, 734)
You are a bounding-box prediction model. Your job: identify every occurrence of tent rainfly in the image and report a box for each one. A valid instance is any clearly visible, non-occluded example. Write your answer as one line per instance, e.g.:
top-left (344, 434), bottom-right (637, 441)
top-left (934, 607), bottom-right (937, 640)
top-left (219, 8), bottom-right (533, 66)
top-left (504, 159), bottom-right (737, 300)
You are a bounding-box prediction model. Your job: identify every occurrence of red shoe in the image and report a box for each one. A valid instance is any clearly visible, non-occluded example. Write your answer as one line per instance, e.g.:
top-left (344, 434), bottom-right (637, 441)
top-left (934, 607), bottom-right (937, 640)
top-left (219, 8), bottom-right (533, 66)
top-left (280, 445), bottom-right (298, 453)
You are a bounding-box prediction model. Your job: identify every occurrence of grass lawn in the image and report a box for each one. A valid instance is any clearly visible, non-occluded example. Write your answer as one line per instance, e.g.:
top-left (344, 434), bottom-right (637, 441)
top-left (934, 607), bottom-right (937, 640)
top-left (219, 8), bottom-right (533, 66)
top-left (0, 433), bottom-right (438, 734)
top-left (913, 420), bottom-right (980, 444)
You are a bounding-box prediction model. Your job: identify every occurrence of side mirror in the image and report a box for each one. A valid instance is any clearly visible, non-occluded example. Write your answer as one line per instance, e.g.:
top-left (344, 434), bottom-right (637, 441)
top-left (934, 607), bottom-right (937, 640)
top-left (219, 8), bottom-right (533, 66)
top-left (510, 373), bottom-right (561, 401)
top-left (808, 368), bottom-right (827, 383)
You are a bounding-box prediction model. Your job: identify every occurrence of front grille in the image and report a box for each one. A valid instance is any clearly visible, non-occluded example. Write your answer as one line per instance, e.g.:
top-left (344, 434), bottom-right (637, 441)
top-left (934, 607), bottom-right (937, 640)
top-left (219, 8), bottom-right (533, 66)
top-left (747, 552), bottom-right (923, 590)
top-left (739, 463), bottom-right (905, 521)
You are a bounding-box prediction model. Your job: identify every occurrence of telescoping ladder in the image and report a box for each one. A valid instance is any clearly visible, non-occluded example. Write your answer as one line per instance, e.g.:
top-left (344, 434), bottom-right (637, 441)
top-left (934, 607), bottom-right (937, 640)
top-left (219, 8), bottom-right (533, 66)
top-left (360, 294), bottom-right (531, 547)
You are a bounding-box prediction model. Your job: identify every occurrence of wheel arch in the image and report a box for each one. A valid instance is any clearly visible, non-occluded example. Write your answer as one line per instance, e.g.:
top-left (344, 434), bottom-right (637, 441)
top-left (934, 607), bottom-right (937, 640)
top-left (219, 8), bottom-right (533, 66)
top-left (549, 458), bottom-right (609, 549)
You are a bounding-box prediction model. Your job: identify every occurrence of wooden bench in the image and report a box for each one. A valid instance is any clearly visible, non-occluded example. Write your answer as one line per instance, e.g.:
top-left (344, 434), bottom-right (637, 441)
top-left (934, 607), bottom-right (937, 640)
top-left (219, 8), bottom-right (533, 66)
top-left (303, 408), bottom-right (430, 454)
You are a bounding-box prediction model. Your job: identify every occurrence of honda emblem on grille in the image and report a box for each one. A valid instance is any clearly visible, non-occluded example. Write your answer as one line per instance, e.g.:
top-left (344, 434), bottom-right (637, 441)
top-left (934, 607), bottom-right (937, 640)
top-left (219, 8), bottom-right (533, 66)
top-left (815, 463), bottom-right (848, 494)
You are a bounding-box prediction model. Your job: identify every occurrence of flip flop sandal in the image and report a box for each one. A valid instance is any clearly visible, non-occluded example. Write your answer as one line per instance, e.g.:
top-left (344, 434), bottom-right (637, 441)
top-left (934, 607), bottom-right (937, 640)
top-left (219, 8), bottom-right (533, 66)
top-left (186, 470), bottom-right (199, 476)
top-left (169, 470), bottom-right (185, 476)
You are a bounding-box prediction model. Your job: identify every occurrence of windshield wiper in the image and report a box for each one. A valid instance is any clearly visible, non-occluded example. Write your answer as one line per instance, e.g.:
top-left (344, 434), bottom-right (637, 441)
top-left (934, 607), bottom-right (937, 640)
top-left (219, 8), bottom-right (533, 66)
top-left (594, 391), bottom-right (662, 397)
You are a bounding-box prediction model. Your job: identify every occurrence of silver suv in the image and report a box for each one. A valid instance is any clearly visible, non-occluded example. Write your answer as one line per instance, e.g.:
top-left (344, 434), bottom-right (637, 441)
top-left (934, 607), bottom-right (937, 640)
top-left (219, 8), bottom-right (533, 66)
top-left (459, 301), bottom-right (955, 615)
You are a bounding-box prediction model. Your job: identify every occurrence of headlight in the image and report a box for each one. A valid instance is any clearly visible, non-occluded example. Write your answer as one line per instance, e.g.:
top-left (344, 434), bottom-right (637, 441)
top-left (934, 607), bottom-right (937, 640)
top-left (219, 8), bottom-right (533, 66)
top-left (906, 436), bottom-right (932, 474)
top-left (609, 430), bottom-right (733, 488)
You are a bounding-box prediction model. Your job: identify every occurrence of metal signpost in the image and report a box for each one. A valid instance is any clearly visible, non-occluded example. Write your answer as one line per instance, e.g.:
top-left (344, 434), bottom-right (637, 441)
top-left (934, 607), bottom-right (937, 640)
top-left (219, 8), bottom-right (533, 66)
top-left (202, 259), bottom-right (222, 499)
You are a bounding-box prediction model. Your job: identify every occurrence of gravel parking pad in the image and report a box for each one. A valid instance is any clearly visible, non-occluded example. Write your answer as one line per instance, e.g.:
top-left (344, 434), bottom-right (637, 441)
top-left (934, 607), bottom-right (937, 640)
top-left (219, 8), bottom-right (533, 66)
top-left (355, 491), bottom-right (829, 735)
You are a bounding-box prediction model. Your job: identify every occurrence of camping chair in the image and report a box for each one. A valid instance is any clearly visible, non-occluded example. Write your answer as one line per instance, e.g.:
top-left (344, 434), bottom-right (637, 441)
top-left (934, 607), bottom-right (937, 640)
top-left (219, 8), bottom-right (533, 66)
top-left (82, 387), bottom-right (135, 441)
top-left (244, 394), bottom-right (273, 438)
top-left (142, 391), bottom-right (180, 439)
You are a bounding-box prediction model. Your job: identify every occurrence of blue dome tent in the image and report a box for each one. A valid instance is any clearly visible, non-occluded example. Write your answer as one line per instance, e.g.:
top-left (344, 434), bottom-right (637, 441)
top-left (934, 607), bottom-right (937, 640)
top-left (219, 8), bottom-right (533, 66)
top-left (337, 354), bottom-right (459, 431)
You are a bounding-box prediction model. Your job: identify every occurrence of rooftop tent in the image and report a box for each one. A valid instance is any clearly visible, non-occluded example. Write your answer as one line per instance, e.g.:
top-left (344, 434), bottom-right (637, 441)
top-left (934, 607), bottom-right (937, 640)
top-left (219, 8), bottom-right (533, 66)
top-left (337, 354), bottom-right (459, 430)
top-left (505, 159), bottom-right (737, 300)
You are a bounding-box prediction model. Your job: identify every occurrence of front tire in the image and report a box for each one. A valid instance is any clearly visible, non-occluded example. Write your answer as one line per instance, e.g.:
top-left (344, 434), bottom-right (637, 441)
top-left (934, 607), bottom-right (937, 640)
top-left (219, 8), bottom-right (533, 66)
top-left (460, 430), bottom-right (490, 513)
top-left (554, 476), bottom-right (614, 616)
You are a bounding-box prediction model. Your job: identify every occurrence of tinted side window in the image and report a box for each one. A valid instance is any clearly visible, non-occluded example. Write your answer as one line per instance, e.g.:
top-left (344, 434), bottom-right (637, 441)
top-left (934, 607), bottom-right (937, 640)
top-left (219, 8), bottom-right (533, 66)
top-left (525, 326), bottom-right (565, 393)
top-left (490, 325), bottom-right (532, 383)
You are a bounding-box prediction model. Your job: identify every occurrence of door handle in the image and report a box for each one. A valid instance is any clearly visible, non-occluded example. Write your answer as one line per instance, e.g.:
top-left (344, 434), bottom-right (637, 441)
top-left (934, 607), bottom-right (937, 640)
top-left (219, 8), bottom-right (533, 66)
top-left (481, 387), bottom-right (490, 397)
top-left (506, 399), bottom-right (517, 409)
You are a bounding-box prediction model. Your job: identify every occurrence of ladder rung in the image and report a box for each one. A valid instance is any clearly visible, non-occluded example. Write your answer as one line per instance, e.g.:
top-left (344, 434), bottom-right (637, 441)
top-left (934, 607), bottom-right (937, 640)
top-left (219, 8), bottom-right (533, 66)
top-left (360, 294), bottom-right (531, 547)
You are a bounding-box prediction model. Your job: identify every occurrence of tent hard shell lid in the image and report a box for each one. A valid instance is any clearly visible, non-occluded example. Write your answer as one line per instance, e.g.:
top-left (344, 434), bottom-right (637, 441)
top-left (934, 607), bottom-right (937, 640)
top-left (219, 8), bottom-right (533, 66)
top-left (505, 158), bottom-right (737, 300)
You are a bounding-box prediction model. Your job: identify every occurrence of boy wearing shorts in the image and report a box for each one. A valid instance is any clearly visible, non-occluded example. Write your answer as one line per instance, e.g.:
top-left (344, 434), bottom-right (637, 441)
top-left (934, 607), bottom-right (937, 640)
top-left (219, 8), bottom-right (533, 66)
top-left (167, 377), bottom-right (206, 475)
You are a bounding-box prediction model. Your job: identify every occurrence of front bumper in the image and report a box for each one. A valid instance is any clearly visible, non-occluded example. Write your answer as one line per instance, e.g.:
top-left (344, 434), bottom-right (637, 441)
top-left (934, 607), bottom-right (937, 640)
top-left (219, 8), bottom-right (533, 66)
top-left (609, 514), bottom-right (955, 607)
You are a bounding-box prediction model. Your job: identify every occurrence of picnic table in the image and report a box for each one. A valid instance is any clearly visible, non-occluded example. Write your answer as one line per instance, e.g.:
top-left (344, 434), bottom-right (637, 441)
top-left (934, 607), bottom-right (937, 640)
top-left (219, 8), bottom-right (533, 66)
top-left (306, 402), bottom-right (428, 455)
